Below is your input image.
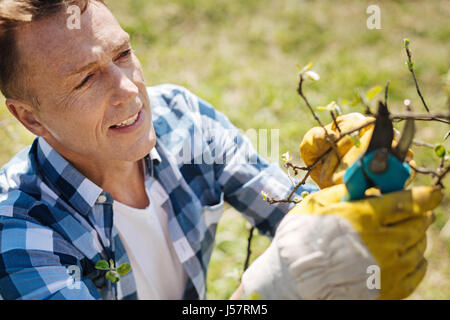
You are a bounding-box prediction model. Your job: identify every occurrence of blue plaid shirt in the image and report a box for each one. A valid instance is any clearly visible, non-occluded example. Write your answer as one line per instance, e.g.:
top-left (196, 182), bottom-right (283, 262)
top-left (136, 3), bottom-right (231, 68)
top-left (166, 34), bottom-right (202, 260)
top-left (0, 84), bottom-right (318, 300)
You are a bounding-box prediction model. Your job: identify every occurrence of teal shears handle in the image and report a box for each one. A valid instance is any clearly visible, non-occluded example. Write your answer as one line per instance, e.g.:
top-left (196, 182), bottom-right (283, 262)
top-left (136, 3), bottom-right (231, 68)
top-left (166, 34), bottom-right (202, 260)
top-left (342, 149), bottom-right (412, 201)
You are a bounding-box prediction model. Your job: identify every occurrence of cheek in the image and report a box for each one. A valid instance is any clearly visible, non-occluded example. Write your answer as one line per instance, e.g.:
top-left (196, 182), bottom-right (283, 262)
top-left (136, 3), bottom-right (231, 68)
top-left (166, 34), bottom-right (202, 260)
top-left (43, 98), bottom-right (106, 142)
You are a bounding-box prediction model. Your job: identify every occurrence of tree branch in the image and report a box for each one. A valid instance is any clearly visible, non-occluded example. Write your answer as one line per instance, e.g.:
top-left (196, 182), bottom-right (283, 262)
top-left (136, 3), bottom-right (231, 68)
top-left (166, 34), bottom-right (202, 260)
top-left (297, 75), bottom-right (341, 162)
top-left (243, 226), bottom-right (255, 273)
top-left (405, 42), bottom-right (430, 113)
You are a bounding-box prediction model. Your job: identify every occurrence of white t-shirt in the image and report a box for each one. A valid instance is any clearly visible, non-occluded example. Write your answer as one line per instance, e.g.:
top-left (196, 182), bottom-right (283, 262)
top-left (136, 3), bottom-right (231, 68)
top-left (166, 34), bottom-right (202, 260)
top-left (113, 177), bottom-right (188, 299)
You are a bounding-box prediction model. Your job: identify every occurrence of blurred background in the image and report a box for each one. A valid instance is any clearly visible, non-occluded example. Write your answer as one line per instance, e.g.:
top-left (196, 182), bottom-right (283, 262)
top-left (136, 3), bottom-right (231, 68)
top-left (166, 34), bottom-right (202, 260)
top-left (1, 0), bottom-right (449, 299)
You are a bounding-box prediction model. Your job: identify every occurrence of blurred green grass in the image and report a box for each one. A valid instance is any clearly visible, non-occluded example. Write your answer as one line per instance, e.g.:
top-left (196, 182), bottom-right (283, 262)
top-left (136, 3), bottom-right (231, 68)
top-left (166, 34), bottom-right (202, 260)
top-left (1, 0), bottom-right (449, 299)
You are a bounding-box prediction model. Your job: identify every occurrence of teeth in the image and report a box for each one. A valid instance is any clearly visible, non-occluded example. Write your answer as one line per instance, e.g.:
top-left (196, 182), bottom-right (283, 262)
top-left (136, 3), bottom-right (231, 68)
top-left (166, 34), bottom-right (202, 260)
top-left (112, 112), bottom-right (139, 128)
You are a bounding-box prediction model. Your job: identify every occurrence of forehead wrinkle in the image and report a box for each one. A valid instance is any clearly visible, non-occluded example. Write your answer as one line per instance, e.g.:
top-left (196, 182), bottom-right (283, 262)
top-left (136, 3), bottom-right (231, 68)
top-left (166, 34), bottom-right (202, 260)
top-left (62, 5), bottom-right (131, 77)
top-left (62, 34), bottom-right (130, 80)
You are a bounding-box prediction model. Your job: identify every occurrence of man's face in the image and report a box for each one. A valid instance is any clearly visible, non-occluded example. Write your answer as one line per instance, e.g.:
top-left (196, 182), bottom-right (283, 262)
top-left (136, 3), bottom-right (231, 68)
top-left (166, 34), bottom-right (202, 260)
top-left (15, 1), bottom-right (156, 163)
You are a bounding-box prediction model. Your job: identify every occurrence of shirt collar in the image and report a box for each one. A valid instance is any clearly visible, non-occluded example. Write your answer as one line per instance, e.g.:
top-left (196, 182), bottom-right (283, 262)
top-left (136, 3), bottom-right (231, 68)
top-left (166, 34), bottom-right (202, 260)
top-left (35, 137), bottom-right (162, 216)
top-left (150, 147), bottom-right (162, 163)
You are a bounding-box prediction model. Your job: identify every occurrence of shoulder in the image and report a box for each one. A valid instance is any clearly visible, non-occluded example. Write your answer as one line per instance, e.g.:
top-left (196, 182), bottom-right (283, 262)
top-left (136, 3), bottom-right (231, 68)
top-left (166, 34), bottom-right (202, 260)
top-left (0, 143), bottom-right (35, 193)
top-left (148, 84), bottom-right (233, 140)
top-left (147, 84), bottom-right (199, 114)
top-left (147, 84), bottom-right (225, 122)
top-left (0, 140), bottom-right (52, 222)
top-left (0, 156), bottom-right (84, 267)
top-left (0, 142), bottom-right (38, 213)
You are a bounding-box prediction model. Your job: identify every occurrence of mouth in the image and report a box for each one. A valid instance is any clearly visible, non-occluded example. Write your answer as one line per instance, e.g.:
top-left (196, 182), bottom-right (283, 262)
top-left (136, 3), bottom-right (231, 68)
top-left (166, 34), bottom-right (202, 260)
top-left (110, 111), bottom-right (140, 128)
top-left (109, 109), bottom-right (143, 132)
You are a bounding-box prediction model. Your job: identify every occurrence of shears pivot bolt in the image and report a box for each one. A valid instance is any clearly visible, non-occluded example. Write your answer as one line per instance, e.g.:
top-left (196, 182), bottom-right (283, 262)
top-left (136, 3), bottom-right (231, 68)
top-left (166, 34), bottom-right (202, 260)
top-left (369, 148), bottom-right (390, 174)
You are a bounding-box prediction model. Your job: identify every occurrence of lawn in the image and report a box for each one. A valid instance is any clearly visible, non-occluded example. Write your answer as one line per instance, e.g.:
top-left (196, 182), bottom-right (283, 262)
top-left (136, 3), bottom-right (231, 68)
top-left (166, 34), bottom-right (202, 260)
top-left (1, 0), bottom-right (449, 299)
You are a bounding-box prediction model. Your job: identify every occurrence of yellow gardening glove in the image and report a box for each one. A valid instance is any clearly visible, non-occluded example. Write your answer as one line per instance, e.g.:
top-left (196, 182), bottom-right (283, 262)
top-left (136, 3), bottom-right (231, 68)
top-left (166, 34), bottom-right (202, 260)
top-left (288, 184), bottom-right (443, 299)
top-left (299, 112), bottom-right (416, 189)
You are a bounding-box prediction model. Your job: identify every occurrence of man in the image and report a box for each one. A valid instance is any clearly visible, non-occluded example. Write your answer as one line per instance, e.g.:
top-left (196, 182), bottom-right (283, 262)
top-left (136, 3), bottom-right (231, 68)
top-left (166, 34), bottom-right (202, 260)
top-left (0, 0), bottom-right (442, 300)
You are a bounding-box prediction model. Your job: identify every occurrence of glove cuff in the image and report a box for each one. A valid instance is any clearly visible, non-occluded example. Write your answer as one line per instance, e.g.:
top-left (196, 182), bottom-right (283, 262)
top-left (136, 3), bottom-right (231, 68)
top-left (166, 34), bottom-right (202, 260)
top-left (241, 234), bottom-right (302, 299)
top-left (242, 213), bottom-right (381, 300)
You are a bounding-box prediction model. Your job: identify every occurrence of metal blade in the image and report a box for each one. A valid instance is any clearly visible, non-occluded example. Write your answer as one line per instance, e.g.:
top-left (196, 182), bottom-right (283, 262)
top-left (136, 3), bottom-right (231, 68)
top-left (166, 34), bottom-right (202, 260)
top-left (393, 118), bottom-right (415, 162)
top-left (365, 101), bottom-right (393, 154)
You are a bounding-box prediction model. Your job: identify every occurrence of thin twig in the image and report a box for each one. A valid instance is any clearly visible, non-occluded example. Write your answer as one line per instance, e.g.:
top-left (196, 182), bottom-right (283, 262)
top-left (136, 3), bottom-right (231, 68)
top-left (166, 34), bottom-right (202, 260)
top-left (356, 90), bottom-right (372, 115)
top-left (405, 44), bottom-right (430, 113)
top-left (384, 81), bottom-right (390, 106)
top-left (410, 163), bottom-right (440, 178)
top-left (334, 120), bottom-right (375, 143)
top-left (436, 166), bottom-right (450, 187)
top-left (297, 76), bottom-right (341, 162)
top-left (410, 163), bottom-right (450, 188)
top-left (330, 110), bottom-right (341, 135)
top-left (391, 113), bottom-right (449, 124)
top-left (439, 157), bottom-right (445, 170)
top-left (412, 140), bottom-right (434, 149)
top-left (267, 171), bottom-right (312, 204)
top-left (266, 149), bottom-right (331, 204)
top-left (285, 162), bottom-right (309, 176)
top-left (243, 227), bottom-right (255, 273)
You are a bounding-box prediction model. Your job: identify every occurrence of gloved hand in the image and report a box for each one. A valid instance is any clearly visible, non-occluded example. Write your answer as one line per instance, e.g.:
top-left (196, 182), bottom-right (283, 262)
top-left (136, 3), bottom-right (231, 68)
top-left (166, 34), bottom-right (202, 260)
top-left (299, 112), bottom-right (416, 189)
top-left (241, 184), bottom-right (443, 300)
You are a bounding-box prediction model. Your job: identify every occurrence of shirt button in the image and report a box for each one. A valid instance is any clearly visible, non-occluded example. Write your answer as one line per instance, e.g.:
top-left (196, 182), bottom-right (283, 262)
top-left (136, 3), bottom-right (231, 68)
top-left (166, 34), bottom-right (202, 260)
top-left (97, 195), bottom-right (107, 203)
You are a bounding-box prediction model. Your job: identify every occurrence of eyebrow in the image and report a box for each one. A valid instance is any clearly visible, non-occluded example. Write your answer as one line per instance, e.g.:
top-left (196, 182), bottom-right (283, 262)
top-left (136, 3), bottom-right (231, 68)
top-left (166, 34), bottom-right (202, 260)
top-left (67, 36), bottom-right (131, 78)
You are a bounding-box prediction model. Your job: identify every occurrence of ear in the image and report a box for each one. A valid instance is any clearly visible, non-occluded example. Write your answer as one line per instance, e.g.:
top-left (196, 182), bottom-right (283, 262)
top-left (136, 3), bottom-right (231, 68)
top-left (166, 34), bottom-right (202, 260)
top-left (5, 98), bottom-right (50, 137)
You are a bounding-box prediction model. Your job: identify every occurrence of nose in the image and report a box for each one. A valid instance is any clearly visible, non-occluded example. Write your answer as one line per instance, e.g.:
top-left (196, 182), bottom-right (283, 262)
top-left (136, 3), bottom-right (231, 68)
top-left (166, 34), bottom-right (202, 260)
top-left (108, 65), bottom-right (139, 107)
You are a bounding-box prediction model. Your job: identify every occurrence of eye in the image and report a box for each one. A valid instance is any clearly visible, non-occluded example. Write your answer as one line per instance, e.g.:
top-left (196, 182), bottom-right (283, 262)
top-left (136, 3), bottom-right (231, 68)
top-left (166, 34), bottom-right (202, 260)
top-left (75, 73), bottom-right (94, 90)
top-left (117, 49), bottom-right (131, 61)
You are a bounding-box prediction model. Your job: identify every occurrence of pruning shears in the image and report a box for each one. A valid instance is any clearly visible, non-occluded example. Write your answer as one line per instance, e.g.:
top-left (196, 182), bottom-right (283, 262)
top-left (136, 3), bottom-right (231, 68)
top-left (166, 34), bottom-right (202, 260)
top-left (343, 101), bottom-right (415, 201)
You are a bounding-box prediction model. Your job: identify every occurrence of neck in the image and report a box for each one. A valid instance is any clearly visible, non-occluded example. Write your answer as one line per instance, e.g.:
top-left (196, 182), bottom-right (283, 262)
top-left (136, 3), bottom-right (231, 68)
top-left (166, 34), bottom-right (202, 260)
top-left (45, 141), bottom-right (150, 209)
top-left (83, 158), bottom-right (150, 209)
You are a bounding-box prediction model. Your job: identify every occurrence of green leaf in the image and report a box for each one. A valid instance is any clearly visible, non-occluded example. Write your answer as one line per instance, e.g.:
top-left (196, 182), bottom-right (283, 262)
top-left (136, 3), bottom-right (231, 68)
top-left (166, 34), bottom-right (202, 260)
top-left (261, 191), bottom-right (268, 201)
top-left (317, 101), bottom-right (341, 115)
top-left (117, 263), bottom-right (131, 276)
top-left (366, 86), bottom-right (382, 100)
top-left (351, 132), bottom-right (361, 148)
top-left (105, 271), bottom-right (120, 283)
top-left (403, 38), bottom-right (410, 48)
top-left (281, 151), bottom-right (292, 163)
top-left (434, 144), bottom-right (447, 158)
top-left (303, 62), bottom-right (313, 72)
top-left (297, 62), bottom-right (313, 75)
top-left (109, 259), bottom-right (115, 269)
top-left (301, 191), bottom-right (309, 199)
top-left (95, 260), bottom-right (110, 271)
top-left (340, 99), bottom-right (349, 109)
top-left (351, 90), bottom-right (363, 107)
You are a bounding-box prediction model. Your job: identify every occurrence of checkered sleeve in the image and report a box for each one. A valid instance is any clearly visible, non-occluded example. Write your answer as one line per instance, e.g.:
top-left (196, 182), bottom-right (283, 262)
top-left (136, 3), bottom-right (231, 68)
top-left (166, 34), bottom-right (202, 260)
top-left (181, 87), bottom-right (319, 238)
top-left (0, 217), bottom-right (100, 300)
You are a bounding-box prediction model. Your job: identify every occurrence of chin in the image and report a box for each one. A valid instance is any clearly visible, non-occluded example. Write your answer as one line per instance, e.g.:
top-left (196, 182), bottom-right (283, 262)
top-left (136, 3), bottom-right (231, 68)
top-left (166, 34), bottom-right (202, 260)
top-left (128, 127), bottom-right (157, 161)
